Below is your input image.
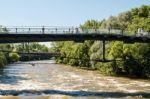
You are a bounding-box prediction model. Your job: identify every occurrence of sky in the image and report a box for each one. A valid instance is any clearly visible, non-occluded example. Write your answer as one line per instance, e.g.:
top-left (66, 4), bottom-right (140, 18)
top-left (0, 0), bottom-right (150, 27)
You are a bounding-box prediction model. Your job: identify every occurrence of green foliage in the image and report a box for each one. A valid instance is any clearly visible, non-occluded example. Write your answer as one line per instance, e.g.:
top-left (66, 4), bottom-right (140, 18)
top-left (13, 43), bottom-right (50, 61)
top-left (128, 5), bottom-right (150, 32)
top-left (108, 41), bottom-right (123, 59)
top-left (55, 41), bottom-right (92, 67)
top-left (80, 20), bottom-right (101, 29)
top-left (15, 43), bottom-right (49, 52)
top-left (9, 53), bottom-right (20, 62)
top-left (95, 62), bottom-right (115, 75)
top-left (0, 52), bottom-right (7, 67)
top-left (101, 11), bottom-right (132, 30)
top-left (53, 5), bottom-right (150, 78)
top-left (0, 44), bottom-right (13, 67)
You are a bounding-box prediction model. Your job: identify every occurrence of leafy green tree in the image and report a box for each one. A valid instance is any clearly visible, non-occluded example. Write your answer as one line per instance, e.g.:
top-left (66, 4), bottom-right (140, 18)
top-left (80, 20), bottom-right (101, 29)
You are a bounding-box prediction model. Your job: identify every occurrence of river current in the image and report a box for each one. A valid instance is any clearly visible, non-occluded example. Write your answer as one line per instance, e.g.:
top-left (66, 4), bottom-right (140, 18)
top-left (0, 60), bottom-right (149, 99)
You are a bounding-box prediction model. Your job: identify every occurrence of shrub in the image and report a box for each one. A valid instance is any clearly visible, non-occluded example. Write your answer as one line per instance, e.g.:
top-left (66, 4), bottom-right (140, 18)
top-left (9, 53), bottom-right (20, 62)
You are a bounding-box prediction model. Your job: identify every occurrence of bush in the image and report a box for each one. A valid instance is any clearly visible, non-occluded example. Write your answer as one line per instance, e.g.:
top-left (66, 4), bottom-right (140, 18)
top-left (9, 53), bottom-right (20, 62)
top-left (95, 62), bottom-right (115, 76)
top-left (68, 59), bottom-right (78, 66)
top-left (62, 58), bottom-right (69, 64)
top-left (0, 52), bottom-right (7, 67)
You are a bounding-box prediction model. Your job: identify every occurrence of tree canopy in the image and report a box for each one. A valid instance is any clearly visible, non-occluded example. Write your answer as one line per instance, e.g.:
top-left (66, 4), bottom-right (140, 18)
top-left (53, 5), bottom-right (150, 78)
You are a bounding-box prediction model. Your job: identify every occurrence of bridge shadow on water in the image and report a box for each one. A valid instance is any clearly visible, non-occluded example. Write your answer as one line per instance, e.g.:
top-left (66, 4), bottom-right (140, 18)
top-left (0, 90), bottom-right (149, 98)
top-left (0, 65), bottom-right (30, 85)
top-left (0, 75), bottom-right (29, 85)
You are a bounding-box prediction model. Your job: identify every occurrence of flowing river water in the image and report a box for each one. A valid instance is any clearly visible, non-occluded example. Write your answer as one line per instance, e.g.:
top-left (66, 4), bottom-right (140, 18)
top-left (0, 60), bottom-right (149, 99)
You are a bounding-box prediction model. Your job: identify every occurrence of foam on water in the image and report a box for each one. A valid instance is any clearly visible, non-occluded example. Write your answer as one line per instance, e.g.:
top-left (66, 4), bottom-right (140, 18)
top-left (0, 60), bottom-right (149, 98)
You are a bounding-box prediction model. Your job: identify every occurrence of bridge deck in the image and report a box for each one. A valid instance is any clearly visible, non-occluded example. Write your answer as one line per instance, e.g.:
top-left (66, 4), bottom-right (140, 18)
top-left (0, 33), bottom-right (150, 43)
top-left (0, 26), bottom-right (150, 43)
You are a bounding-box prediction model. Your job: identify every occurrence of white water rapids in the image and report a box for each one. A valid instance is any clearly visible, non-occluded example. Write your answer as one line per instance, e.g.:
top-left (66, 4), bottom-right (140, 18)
top-left (0, 60), bottom-right (149, 99)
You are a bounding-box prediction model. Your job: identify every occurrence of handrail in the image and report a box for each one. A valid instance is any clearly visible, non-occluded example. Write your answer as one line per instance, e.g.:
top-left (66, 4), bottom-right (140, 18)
top-left (0, 26), bottom-right (149, 37)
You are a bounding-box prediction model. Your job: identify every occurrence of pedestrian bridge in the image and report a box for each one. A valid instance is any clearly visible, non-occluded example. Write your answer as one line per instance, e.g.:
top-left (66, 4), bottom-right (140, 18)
top-left (0, 49), bottom-right (60, 61)
top-left (0, 26), bottom-right (150, 43)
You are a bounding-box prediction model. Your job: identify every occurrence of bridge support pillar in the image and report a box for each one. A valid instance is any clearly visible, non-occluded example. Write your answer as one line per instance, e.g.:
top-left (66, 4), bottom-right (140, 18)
top-left (27, 42), bottom-right (31, 61)
top-left (102, 40), bottom-right (106, 61)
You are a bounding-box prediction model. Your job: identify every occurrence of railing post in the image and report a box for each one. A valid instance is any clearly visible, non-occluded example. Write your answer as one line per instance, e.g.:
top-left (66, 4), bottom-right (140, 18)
top-left (72, 27), bottom-right (74, 34)
top-left (29, 28), bottom-right (30, 33)
top-left (16, 28), bottom-right (18, 33)
top-left (56, 28), bottom-right (57, 33)
top-left (75, 28), bottom-right (79, 34)
top-left (69, 28), bottom-right (71, 33)
top-left (28, 42), bottom-right (30, 61)
top-left (42, 26), bottom-right (45, 34)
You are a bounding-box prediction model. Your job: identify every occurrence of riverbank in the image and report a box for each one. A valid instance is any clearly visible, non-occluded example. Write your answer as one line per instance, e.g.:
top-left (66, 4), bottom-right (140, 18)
top-left (57, 63), bottom-right (150, 80)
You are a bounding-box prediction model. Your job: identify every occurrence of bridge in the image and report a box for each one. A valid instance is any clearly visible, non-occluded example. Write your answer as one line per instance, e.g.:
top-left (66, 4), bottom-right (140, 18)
top-left (0, 26), bottom-right (150, 43)
top-left (0, 26), bottom-right (150, 62)
top-left (0, 50), bottom-right (60, 61)
top-left (17, 52), bottom-right (60, 61)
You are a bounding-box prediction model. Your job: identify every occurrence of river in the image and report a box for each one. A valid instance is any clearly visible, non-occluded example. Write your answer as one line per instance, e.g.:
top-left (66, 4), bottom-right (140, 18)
top-left (0, 60), bottom-right (149, 99)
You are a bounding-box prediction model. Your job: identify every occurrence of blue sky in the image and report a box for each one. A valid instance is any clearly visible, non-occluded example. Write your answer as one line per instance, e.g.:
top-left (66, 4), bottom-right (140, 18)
top-left (0, 0), bottom-right (149, 26)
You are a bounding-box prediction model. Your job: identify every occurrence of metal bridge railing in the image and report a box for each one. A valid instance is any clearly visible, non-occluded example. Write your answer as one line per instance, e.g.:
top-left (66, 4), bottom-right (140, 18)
top-left (0, 26), bottom-right (149, 37)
